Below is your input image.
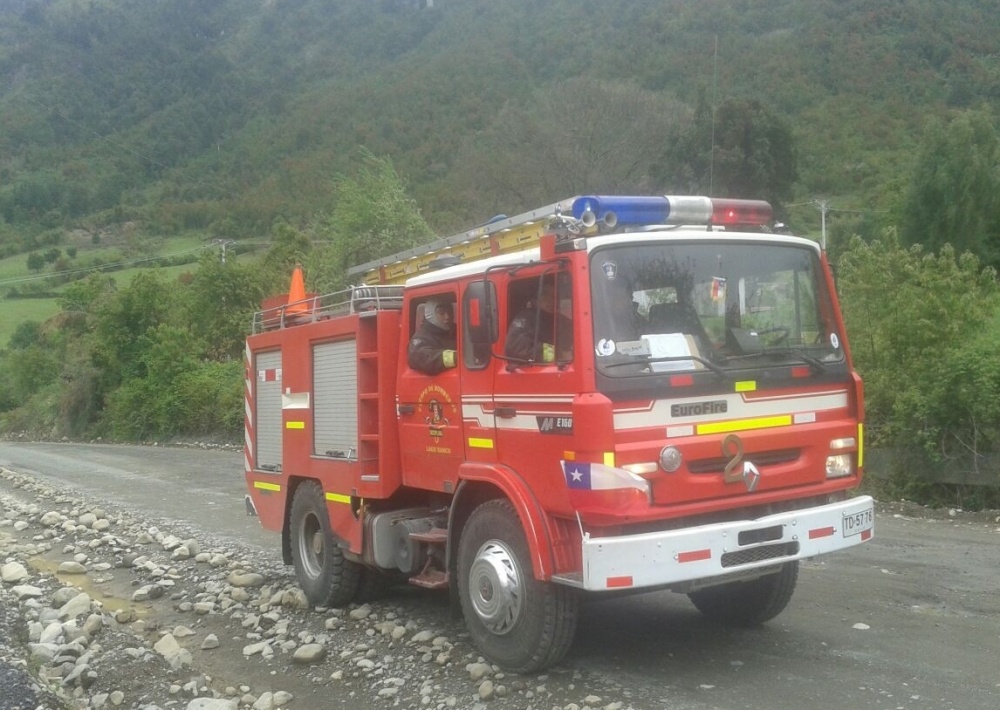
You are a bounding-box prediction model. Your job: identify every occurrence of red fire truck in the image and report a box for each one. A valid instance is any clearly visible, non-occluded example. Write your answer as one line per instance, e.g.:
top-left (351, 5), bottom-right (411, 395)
top-left (244, 195), bottom-right (873, 672)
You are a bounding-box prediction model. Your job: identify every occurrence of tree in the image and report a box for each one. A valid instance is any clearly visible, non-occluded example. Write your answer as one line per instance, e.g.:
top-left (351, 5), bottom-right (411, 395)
top-left (183, 254), bottom-right (267, 360)
top-left (660, 96), bottom-right (797, 209)
top-left (449, 79), bottom-right (686, 217)
top-left (58, 274), bottom-right (114, 315)
top-left (315, 148), bottom-right (434, 288)
top-left (91, 272), bottom-right (177, 388)
top-left (7, 321), bottom-right (43, 350)
top-left (900, 110), bottom-right (1000, 268)
top-left (26, 252), bottom-right (45, 272)
top-left (104, 323), bottom-right (203, 440)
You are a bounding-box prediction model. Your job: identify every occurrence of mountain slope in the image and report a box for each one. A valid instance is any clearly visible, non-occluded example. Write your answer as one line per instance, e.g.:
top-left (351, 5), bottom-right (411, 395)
top-left (1, 0), bottom-right (998, 246)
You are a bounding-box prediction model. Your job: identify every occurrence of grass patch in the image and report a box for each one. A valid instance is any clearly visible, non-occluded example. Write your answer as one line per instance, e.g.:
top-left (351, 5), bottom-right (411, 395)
top-left (0, 297), bottom-right (61, 344)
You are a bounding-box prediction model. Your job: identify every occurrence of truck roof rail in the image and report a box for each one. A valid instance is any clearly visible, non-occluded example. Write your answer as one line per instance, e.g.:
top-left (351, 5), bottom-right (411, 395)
top-left (253, 284), bottom-right (403, 333)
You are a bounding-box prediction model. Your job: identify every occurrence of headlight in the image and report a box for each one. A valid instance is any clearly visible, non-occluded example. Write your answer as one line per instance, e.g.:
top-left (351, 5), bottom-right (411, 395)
top-left (825, 453), bottom-right (853, 478)
top-left (659, 446), bottom-right (683, 473)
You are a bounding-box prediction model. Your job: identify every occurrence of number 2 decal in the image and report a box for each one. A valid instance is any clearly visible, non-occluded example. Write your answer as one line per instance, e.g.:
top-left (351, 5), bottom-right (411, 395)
top-left (722, 433), bottom-right (761, 492)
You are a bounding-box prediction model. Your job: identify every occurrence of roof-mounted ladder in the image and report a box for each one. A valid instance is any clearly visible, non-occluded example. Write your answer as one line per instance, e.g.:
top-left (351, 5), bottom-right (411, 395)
top-left (347, 198), bottom-right (576, 285)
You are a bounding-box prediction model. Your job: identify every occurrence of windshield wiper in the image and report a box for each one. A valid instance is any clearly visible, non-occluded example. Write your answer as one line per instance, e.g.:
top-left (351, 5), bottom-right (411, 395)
top-left (770, 347), bottom-right (828, 373)
top-left (605, 354), bottom-right (729, 379)
top-left (716, 347), bottom-right (827, 373)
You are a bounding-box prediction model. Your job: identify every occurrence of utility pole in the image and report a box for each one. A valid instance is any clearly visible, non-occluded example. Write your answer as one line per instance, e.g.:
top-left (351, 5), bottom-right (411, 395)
top-left (213, 239), bottom-right (236, 264)
top-left (812, 200), bottom-right (830, 250)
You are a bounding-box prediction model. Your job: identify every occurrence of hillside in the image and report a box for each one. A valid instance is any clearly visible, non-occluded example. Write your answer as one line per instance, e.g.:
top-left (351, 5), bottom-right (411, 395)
top-left (2, 0), bottom-right (998, 255)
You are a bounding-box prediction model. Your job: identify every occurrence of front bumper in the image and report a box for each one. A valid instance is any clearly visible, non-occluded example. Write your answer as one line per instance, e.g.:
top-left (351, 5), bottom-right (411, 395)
top-left (553, 495), bottom-right (874, 591)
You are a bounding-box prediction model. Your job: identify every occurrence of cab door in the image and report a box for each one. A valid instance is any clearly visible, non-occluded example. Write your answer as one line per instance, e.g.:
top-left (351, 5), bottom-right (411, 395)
top-left (397, 292), bottom-right (465, 492)
top-left (493, 271), bottom-right (579, 484)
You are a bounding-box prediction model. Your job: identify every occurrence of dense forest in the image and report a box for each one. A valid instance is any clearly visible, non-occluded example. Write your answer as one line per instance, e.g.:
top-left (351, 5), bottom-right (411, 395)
top-left (2, 0), bottom-right (1000, 505)
top-left (3, 0), bottom-right (999, 241)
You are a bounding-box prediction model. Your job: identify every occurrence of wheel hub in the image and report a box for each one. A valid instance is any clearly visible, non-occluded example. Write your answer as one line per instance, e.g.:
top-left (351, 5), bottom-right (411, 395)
top-left (297, 513), bottom-right (324, 578)
top-left (468, 541), bottom-right (522, 634)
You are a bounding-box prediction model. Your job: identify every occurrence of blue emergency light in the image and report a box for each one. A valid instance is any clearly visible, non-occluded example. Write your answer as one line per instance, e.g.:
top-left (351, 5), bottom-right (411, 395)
top-left (571, 195), bottom-right (772, 229)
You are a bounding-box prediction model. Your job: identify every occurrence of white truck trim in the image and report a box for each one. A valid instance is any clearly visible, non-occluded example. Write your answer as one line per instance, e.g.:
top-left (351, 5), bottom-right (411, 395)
top-left (554, 495), bottom-right (874, 591)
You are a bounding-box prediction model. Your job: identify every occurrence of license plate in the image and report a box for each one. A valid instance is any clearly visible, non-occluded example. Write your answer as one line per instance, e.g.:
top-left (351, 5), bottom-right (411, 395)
top-left (842, 507), bottom-right (874, 537)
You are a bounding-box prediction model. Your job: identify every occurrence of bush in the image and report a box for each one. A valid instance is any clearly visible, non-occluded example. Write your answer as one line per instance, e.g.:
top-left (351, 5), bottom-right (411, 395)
top-left (838, 230), bottom-right (1000, 507)
top-left (838, 230), bottom-right (1000, 452)
top-left (174, 360), bottom-right (244, 436)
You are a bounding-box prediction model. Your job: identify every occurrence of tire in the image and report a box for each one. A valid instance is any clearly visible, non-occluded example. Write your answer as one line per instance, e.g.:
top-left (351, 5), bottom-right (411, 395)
top-left (688, 561), bottom-right (799, 627)
top-left (457, 499), bottom-right (579, 673)
top-left (289, 481), bottom-right (360, 607)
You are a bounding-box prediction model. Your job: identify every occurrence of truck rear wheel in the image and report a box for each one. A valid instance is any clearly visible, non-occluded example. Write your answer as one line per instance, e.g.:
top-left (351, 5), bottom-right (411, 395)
top-left (688, 561), bottom-right (799, 627)
top-left (289, 480), bottom-right (360, 607)
top-left (457, 499), bottom-right (579, 673)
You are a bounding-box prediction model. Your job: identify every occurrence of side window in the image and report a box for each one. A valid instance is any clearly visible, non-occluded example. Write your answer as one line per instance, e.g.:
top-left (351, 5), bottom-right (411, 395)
top-left (503, 273), bottom-right (573, 364)
top-left (407, 294), bottom-right (458, 376)
top-left (462, 281), bottom-right (497, 370)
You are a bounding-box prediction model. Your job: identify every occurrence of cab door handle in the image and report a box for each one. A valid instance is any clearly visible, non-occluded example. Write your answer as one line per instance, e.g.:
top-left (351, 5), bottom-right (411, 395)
top-left (495, 406), bottom-right (516, 419)
top-left (398, 404), bottom-right (416, 415)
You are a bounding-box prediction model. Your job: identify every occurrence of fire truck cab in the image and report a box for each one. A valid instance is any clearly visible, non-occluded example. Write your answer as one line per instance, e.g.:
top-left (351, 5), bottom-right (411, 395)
top-left (244, 195), bottom-right (874, 672)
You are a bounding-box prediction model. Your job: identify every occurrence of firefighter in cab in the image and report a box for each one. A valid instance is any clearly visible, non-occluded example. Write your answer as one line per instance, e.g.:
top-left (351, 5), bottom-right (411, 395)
top-left (408, 298), bottom-right (457, 374)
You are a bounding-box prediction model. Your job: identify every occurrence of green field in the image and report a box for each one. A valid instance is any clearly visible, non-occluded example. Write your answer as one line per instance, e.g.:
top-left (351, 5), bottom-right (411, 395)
top-left (0, 235), bottom-right (217, 348)
top-left (1, 297), bottom-right (61, 345)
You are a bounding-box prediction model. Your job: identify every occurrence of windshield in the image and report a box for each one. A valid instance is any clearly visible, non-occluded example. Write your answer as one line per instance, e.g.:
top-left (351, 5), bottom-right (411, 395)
top-left (591, 240), bottom-right (844, 378)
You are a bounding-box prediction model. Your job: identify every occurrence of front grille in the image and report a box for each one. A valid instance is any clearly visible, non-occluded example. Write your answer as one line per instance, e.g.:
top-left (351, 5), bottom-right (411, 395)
top-left (688, 448), bottom-right (800, 474)
top-left (721, 541), bottom-right (799, 568)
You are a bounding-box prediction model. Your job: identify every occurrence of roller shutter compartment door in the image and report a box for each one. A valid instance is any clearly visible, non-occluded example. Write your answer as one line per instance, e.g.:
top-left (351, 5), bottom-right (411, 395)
top-left (313, 340), bottom-right (358, 459)
top-left (255, 351), bottom-right (283, 470)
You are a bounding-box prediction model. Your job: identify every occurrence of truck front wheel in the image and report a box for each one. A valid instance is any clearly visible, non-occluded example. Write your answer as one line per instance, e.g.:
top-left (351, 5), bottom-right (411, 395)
top-left (289, 480), bottom-right (360, 607)
top-left (688, 561), bottom-right (799, 627)
top-left (457, 499), bottom-right (579, 673)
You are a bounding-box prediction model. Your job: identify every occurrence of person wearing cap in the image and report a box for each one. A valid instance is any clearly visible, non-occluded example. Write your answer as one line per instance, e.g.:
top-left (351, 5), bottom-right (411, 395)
top-left (408, 299), bottom-right (457, 375)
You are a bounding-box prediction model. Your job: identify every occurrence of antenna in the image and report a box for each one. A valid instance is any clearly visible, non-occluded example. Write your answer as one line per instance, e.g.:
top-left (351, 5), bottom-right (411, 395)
top-left (709, 35), bottom-right (718, 197)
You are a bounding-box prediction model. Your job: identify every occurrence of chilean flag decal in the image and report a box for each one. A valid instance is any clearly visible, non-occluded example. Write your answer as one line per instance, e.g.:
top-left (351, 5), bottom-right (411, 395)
top-left (564, 461), bottom-right (593, 489)
top-left (561, 461), bottom-right (649, 493)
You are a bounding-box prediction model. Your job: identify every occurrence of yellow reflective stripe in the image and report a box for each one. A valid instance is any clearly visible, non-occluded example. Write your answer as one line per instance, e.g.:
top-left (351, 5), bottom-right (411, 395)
top-left (285, 421), bottom-right (305, 429)
top-left (696, 415), bottom-right (793, 435)
top-left (857, 422), bottom-right (865, 468)
top-left (254, 481), bottom-right (281, 492)
top-left (603, 451), bottom-right (615, 466)
top-left (468, 438), bottom-right (494, 449)
top-left (734, 380), bottom-right (757, 392)
top-left (325, 492), bottom-right (351, 505)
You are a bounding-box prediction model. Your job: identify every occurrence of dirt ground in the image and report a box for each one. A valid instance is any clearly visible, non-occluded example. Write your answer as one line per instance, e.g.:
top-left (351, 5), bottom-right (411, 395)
top-left (2, 441), bottom-right (999, 710)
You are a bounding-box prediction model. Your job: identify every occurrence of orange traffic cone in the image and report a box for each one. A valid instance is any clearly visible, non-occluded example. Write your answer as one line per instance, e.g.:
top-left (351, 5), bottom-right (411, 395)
top-left (285, 264), bottom-right (309, 316)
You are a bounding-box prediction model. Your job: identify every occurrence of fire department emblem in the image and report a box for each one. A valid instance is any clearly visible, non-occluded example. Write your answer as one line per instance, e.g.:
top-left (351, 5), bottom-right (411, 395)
top-left (418, 384), bottom-right (455, 442)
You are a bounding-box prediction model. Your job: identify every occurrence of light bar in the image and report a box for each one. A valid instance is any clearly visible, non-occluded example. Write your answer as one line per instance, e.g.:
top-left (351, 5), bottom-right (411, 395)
top-left (571, 195), bottom-right (773, 229)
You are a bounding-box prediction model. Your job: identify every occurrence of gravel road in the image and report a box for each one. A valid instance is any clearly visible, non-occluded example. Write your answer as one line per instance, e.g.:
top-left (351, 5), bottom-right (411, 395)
top-left (1, 441), bottom-right (999, 710)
